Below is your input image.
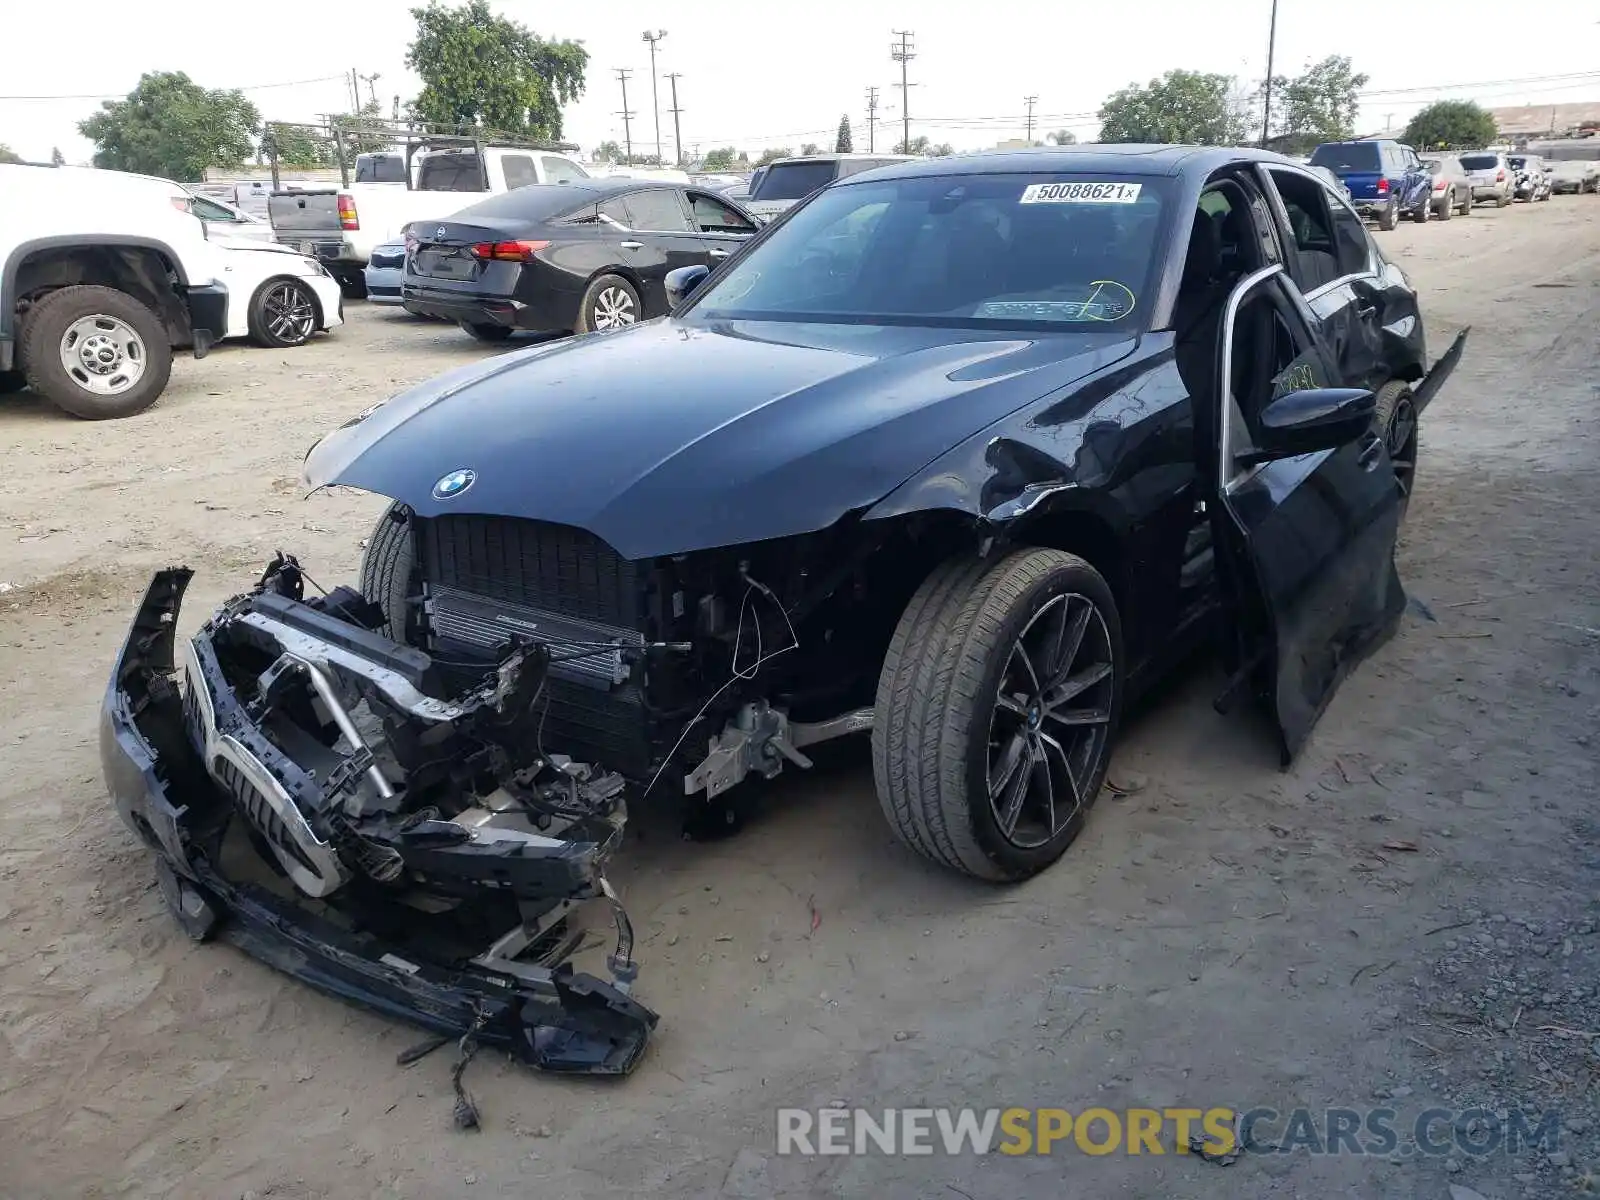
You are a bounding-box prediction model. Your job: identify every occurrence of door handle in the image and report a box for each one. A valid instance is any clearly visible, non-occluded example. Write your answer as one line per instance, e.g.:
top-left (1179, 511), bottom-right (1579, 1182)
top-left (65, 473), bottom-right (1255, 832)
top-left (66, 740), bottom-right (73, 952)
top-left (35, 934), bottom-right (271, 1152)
top-left (1355, 301), bottom-right (1377, 319)
top-left (1357, 435), bottom-right (1383, 470)
top-left (619, 240), bottom-right (643, 250)
top-left (708, 248), bottom-right (730, 258)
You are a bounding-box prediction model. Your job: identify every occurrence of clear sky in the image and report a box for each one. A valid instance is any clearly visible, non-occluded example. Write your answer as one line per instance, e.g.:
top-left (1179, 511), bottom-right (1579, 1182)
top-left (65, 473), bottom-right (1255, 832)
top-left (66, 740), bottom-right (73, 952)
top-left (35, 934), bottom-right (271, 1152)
top-left (2, 0), bottom-right (1597, 165)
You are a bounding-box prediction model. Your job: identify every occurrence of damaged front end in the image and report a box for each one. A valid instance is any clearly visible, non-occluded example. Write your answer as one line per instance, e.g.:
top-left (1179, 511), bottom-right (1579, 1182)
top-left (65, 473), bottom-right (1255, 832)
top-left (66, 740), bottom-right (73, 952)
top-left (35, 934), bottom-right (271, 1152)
top-left (100, 561), bottom-right (657, 1075)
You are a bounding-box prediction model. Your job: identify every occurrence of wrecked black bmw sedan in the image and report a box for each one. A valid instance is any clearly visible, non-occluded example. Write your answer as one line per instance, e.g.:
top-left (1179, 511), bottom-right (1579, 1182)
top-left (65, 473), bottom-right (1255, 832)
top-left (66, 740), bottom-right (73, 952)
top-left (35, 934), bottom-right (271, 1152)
top-left (103, 147), bottom-right (1466, 1066)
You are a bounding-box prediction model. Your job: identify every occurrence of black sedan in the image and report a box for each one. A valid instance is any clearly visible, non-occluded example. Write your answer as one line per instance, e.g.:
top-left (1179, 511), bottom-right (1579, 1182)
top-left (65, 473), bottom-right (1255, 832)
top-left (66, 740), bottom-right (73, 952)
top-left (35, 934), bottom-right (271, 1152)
top-left (400, 178), bottom-right (759, 341)
top-left (102, 147), bottom-right (1467, 1070)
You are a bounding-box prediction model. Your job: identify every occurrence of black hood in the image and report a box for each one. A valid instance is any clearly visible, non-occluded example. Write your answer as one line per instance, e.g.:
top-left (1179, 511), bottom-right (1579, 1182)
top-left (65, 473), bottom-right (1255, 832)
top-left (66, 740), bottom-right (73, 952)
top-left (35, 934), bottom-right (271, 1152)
top-left (306, 318), bottom-right (1135, 559)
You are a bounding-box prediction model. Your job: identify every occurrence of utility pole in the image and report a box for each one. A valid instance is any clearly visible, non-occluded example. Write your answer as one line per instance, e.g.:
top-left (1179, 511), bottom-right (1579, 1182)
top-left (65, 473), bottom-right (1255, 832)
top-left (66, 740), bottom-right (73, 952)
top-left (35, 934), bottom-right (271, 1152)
top-left (348, 68), bottom-right (360, 112)
top-left (641, 30), bottom-right (667, 164)
top-left (890, 31), bottom-right (915, 153)
top-left (1259, 0), bottom-right (1279, 147)
top-left (665, 72), bottom-right (685, 166)
top-left (360, 73), bottom-right (381, 108)
top-left (865, 86), bottom-right (879, 152)
top-left (614, 69), bottom-right (636, 164)
top-left (1024, 95), bottom-right (1039, 145)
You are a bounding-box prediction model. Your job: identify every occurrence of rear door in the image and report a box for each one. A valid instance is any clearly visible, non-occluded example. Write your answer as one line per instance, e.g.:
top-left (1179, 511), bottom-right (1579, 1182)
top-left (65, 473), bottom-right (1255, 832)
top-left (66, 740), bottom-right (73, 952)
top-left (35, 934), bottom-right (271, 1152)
top-left (1210, 265), bottom-right (1406, 763)
top-left (616, 188), bottom-right (705, 314)
top-left (1395, 145), bottom-right (1432, 212)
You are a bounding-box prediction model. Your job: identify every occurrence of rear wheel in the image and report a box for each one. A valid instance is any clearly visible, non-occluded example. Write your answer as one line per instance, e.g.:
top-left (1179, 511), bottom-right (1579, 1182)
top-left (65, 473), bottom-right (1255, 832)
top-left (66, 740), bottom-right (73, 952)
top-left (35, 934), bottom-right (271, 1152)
top-left (1497, 190), bottom-right (1511, 208)
top-left (19, 284), bottom-right (171, 419)
top-left (460, 321), bottom-right (513, 343)
top-left (1377, 199), bottom-right (1399, 231)
top-left (872, 549), bottom-right (1123, 881)
top-left (575, 274), bottom-right (640, 334)
top-left (1459, 188), bottom-right (1473, 215)
top-left (1436, 190), bottom-right (1452, 220)
top-left (1373, 380), bottom-right (1418, 525)
top-left (1413, 197), bottom-right (1431, 223)
top-left (359, 502), bottom-right (416, 641)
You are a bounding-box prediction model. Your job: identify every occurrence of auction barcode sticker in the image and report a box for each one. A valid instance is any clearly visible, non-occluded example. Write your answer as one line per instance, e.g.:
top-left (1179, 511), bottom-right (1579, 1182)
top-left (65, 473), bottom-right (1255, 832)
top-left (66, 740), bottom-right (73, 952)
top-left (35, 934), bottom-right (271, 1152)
top-left (1020, 181), bottom-right (1143, 204)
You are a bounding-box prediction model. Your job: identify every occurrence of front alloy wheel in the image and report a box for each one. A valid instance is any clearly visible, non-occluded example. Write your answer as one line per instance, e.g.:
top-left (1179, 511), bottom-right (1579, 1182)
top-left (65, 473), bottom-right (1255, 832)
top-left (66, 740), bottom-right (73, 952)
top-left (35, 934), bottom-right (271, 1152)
top-left (249, 279), bottom-right (318, 347)
top-left (873, 548), bottom-right (1124, 881)
top-left (987, 592), bottom-right (1115, 849)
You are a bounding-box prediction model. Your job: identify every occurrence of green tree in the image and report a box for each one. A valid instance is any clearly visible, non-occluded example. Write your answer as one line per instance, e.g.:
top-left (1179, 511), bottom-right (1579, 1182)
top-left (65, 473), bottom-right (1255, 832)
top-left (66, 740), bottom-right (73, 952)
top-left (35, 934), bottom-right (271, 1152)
top-left (1096, 69), bottom-right (1248, 145)
top-left (50, 146), bottom-right (65, 165)
top-left (701, 146), bottom-right (737, 170)
top-left (1264, 55), bottom-right (1369, 155)
top-left (263, 123), bottom-right (331, 167)
top-left (335, 100), bottom-right (394, 156)
top-left (78, 71), bottom-right (259, 179)
top-left (835, 114), bottom-right (853, 153)
top-left (800, 142), bottom-right (821, 156)
top-left (755, 146), bottom-right (794, 166)
top-left (595, 139), bottom-right (623, 162)
top-left (1048, 129), bottom-right (1077, 146)
top-left (406, 0), bottom-right (587, 139)
top-left (1402, 100), bottom-right (1498, 151)
top-left (928, 142), bottom-right (955, 157)
top-left (0, 144), bottom-right (22, 164)
top-left (895, 134), bottom-right (931, 154)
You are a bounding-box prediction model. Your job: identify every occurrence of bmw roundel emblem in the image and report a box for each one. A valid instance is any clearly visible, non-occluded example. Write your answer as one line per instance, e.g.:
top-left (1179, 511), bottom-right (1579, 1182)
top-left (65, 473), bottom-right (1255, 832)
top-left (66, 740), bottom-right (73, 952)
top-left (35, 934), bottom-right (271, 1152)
top-left (432, 468), bottom-right (476, 500)
top-left (436, 226), bottom-right (447, 238)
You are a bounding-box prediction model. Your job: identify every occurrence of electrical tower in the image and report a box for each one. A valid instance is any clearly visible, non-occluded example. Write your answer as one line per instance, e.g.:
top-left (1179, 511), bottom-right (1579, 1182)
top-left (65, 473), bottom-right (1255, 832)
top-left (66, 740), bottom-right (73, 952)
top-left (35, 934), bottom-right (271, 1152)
top-left (865, 86), bottom-right (880, 153)
top-left (641, 30), bottom-right (667, 163)
top-left (890, 31), bottom-right (916, 154)
top-left (664, 72), bottom-right (685, 166)
top-left (1024, 95), bottom-right (1038, 145)
top-left (614, 69), bottom-right (636, 164)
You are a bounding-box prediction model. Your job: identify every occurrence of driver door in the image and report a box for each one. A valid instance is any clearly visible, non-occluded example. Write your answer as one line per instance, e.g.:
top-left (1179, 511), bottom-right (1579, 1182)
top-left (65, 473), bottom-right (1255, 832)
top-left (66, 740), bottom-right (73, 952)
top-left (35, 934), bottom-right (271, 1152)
top-left (1210, 265), bottom-right (1406, 763)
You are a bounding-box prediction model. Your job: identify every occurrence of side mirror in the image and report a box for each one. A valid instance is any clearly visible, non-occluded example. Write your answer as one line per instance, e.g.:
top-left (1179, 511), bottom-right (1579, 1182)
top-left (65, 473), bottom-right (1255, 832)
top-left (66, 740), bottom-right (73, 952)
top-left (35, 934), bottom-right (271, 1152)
top-left (666, 264), bottom-right (711, 308)
top-left (1248, 388), bottom-right (1375, 463)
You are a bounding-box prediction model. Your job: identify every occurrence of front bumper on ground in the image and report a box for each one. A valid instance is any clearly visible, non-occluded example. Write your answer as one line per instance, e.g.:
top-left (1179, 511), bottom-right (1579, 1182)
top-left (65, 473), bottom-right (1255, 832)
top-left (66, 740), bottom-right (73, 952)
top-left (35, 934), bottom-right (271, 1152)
top-left (185, 283), bottom-right (229, 358)
top-left (100, 567), bottom-right (657, 1074)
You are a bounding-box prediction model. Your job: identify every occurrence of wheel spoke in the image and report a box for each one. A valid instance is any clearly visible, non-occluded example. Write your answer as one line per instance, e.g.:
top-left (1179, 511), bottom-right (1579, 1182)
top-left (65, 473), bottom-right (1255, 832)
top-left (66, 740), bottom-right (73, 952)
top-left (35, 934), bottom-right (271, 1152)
top-left (994, 738), bottom-right (1035, 837)
top-left (1044, 661), bottom-right (1112, 711)
top-left (1037, 730), bottom-right (1082, 825)
top-left (1045, 706), bottom-right (1111, 728)
top-left (995, 692), bottom-right (1028, 716)
top-left (1031, 736), bottom-right (1055, 836)
top-left (987, 731), bottom-right (1028, 798)
top-left (1008, 640), bottom-right (1042, 695)
top-left (1049, 600), bottom-right (1093, 686)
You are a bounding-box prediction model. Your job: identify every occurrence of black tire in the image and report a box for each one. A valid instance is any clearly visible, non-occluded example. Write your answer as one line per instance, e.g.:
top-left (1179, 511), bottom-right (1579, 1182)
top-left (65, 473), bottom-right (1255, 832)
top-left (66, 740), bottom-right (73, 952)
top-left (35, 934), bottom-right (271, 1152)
top-left (1412, 197), bottom-right (1430, 223)
top-left (575, 274), bottom-right (640, 334)
top-left (460, 321), bottom-right (513, 343)
top-left (248, 278), bottom-right (320, 348)
top-left (359, 502), bottom-right (416, 640)
top-left (1497, 189), bottom-right (1512, 208)
top-left (1377, 199), bottom-right (1399, 231)
top-left (1373, 380), bottom-right (1418, 525)
top-left (1459, 188), bottom-right (1473, 215)
top-left (19, 285), bottom-right (172, 420)
top-left (1436, 190), bottom-right (1452, 220)
top-left (872, 548), bottom-right (1124, 882)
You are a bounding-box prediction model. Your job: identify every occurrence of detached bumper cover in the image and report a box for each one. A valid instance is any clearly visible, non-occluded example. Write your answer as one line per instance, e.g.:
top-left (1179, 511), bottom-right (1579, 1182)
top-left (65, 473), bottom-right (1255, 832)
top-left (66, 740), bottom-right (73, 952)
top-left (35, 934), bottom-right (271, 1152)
top-left (185, 283), bottom-right (228, 358)
top-left (100, 568), bottom-right (658, 1075)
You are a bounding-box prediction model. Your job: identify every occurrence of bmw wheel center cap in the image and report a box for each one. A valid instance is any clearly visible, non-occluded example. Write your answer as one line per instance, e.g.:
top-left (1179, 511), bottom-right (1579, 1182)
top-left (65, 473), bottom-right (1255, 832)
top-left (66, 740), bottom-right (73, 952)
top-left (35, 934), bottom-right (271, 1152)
top-left (432, 468), bottom-right (476, 500)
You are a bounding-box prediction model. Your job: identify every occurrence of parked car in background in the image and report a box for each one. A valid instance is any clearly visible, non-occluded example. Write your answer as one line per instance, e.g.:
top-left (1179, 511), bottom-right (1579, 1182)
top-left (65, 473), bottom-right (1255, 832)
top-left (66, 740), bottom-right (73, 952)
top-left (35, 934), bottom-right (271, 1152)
top-left (1, 164), bottom-right (227, 418)
top-left (268, 145), bottom-right (593, 297)
top-left (1508, 154), bottom-right (1553, 202)
top-left (400, 178), bottom-right (759, 339)
top-left (1458, 151), bottom-right (1514, 207)
top-left (207, 235), bottom-right (343, 348)
top-left (1548, 159), bottom-right (1600, 193)
top-left (185, 191), bottom-right (276, 241)
top-left (743, 153), bottom-right (914, 222)
top-left (1308, 139), bottom-right (1430, 229)
top-left (1419, 154), bottom-right (1475, 218)
top-left (364, 240), bottom-right (407, 304)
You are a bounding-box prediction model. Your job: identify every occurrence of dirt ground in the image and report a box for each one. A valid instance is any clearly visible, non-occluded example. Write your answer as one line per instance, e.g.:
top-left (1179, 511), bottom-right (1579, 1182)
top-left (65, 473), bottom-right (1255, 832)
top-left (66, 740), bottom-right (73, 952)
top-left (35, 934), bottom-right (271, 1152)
top-left (2, 196), bottom-right (1597, 1200)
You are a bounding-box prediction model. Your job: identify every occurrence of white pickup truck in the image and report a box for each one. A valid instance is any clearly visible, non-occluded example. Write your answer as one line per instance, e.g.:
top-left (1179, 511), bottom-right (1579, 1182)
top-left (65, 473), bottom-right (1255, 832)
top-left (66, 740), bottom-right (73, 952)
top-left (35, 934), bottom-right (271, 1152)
top-left (268, 146), bottom-right (591, 295)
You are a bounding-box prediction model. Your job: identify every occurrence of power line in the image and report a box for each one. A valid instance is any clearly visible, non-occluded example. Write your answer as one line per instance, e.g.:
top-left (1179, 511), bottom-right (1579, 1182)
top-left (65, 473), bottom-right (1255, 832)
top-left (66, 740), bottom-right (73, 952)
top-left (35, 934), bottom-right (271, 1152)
top-left (865, 86), bottom-right (880, 153)
top-left (890, 30), bottom-right (916, 152)
top-left (0, 73), bottom-right (351, 102)
top-left (1023, 95), bottom-right (1038, 145)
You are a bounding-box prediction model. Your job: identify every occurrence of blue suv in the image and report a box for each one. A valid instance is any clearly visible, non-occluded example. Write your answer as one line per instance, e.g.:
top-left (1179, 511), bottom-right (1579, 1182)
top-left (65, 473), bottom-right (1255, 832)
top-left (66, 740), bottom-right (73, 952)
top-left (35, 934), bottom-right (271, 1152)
top-left (1309, 140), bottom-right (1432, 230)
